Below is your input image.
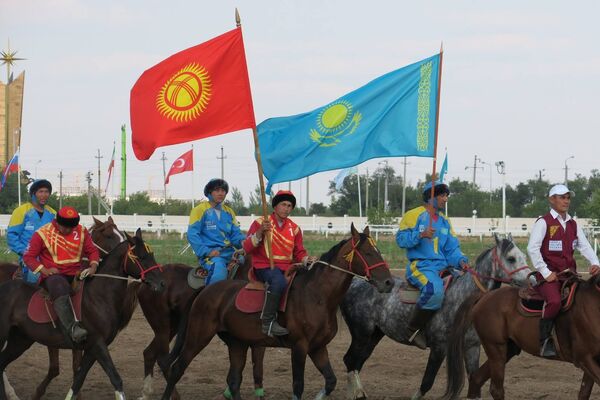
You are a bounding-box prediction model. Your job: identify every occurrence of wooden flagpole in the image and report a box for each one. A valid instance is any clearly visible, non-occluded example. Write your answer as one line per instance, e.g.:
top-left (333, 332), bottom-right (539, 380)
top-left (428, 44), bottom-right (444, 225)
top-left (237, 9), bottom-right (275, 268)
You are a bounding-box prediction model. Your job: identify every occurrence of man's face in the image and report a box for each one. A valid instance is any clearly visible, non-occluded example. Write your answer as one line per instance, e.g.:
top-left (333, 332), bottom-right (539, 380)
top-left (274, 201), bottom-right (293, 219)
top-left (210, 188), bottom-right (227, 204)
top-left (57, 224), bottom-right (74, 235)
top-left (436, 192), bottom-right (449, 210)
top-left (549, 193), bottom-right (571, 214)
top-left (34, 188), bottom-right (50, 206)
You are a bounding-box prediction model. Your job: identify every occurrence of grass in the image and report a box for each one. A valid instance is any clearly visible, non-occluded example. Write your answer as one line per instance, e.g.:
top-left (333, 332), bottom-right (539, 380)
top-left (1, 233), bottom-right (592, 273)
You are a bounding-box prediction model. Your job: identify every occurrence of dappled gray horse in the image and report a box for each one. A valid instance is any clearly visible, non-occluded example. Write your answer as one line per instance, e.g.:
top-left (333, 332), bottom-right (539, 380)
top-left (340, 235), bottom-right (530, 400)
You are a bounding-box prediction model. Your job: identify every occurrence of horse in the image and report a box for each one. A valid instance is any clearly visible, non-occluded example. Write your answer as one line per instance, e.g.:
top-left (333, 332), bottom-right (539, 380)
top-left (136, 250), bottom-right (266, 400)
top-left (160, 224), bottom-right (394, 400)
top-left (0, 216), bottom-right (136, 400)
top-left (341, 234), bottom-right (531, 400)
top-left (442, 272), bottom-right (600, 400)
top-left (0, 228), bottom-right (165, 400)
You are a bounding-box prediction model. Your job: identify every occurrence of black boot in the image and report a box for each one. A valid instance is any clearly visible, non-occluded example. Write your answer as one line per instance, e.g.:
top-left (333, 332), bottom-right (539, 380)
top-left (53, 295), bottom-right (88, 343)
top-left (539, 318), bottom-right (557, 358)
top-left (406, 307), bottom-right (436, 350)
top-left (261, 290), bottom-right (289, 337)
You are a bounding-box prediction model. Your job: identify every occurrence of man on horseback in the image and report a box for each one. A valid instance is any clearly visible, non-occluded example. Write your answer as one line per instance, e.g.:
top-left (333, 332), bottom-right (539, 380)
top-left (188, 178), bottom-right (246, 287)
top-left (22, 206), bottom-right (100, 343)
top-left (396, 181), bottom-right (468, 349)
top-left (527, 184), bottom-right (600, 358)
top-left (243, 190), bottom-right (317, 337)
top-left (7, 179), bottom-right (56, 283)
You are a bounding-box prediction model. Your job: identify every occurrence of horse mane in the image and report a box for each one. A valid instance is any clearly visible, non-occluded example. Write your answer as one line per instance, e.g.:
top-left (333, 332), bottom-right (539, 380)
top-left (319, 233), bottom-right (367, 264)
top-left (474, 238), bottom-right (515, 267)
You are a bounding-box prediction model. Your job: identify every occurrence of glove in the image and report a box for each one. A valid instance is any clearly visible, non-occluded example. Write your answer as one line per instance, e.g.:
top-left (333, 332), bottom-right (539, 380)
top-left (302, 256), bottom-right (318, 268)
top-left (80, 268), bottom-right (94, 280)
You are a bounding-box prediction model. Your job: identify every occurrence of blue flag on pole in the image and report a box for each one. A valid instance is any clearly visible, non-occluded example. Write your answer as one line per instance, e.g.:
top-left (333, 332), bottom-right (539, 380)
top-left (333, 167), bottom-right (358, 191)
top-left (258, 54), bottom-right (441, 192)
top-left (439, 153), bottom-right (448, 182)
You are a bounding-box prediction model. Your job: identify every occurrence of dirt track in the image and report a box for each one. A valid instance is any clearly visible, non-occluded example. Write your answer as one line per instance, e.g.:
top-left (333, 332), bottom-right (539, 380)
top-left (6, 307), bottom-right (600, 400)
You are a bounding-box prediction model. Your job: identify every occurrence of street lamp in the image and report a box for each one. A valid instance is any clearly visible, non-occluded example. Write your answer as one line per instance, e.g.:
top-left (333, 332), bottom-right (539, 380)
top-left (564, 155), bottom-right (574, 184)
top-left (495, 161), bottom-right (506, 233)
top-left (378, 160), bottom-right (389, 212)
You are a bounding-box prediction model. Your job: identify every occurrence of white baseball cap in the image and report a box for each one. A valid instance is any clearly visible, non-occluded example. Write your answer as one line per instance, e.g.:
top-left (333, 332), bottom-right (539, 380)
top-left (548, 184), bottom-right (575, 197)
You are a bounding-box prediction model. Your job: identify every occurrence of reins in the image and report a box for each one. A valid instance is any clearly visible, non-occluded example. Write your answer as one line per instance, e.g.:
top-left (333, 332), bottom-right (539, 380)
top-left (85, 240), bottom-right (161, 283)
top-left (462, 245), bottom-right (530, 293)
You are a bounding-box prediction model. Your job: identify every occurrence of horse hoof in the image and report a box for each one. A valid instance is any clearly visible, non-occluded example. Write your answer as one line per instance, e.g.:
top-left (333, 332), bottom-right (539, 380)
top-left (346, 371), bottom-right (367, 399)
top-left (411, 389), bottom-right (423, 400)
top-left (314, 388), bottom-right (330, 399)
top-left (114, 391), bottom-right (126, 400)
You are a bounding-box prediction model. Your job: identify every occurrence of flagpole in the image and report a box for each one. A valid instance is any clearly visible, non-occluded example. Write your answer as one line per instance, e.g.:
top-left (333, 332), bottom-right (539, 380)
top-left (16, 146), bottom-right (21, 206)
top-left (191, 144), bottom-right (195, 208)
top-left (238, 9), bottom-right (274, 269)
top-left (357, 167), bottom-right (362, 219)
top-left (428, 44), bottom-right (444, 226)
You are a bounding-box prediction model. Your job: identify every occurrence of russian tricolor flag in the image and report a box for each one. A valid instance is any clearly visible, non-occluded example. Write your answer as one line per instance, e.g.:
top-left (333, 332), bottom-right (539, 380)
top-left (0, 151), bottom-right (19, 190)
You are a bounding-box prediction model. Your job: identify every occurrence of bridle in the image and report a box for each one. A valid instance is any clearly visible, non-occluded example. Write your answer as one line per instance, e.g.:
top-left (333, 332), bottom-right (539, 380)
top-left (122, 243), bottom-right (163, 282)
top-left (462, 244), bottom-right (529, 292)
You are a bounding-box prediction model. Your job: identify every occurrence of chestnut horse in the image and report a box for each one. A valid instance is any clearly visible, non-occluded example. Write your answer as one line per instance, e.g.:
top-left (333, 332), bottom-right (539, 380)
top-left (161, 225), bottom-right (394, 400)
top-left (443, 275), bottom-right (600, 400)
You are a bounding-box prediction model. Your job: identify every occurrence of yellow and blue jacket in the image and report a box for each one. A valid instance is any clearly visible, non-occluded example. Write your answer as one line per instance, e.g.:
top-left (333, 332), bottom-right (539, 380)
top-left (7, 203), bottom-right (56, 257)
top-left (187, 201), bottom-right (245, 258)
top-left (395, 206), bottom-right (466, 270)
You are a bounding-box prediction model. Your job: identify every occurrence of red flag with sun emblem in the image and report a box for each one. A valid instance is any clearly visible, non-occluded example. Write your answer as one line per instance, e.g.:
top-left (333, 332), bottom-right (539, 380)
top-left (165, 149), bottom-right (193, 184)
top-left (130, 28), bottom-right (256, 160)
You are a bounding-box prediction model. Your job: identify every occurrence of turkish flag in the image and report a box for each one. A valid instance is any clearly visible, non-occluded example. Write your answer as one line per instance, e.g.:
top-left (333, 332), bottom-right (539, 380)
top-left (130, 28), bottom-right (256, 161)
top-left (165, 149), bottom-right (193, 184)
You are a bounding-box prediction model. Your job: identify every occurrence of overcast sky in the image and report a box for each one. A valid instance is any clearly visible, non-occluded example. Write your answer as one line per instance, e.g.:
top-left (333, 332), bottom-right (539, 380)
top-left (2, 1), bottom-right (600, 208)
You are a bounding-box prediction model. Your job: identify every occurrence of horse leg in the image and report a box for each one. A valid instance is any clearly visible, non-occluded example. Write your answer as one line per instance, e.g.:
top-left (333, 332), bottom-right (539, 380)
top-left (343, 327), bottom-right (384, 400)
top-left (226, 342), bottom-right (249, 400)
top-left (250, 346), bottom-right (265, 400)
top-left (141, 332), bottom-right (170, 400)
top-left (65, 349), bottom-right (98, 399)
top-left (72, 349), bottom-right (83, 400)
top-left (0, 334), bottom-right (34, 400)
top-left (32, 347), bottom-right (60, 400)
top-left (467, 340), bottom-right (520, 400)
top-left (578, 373), bottom-right (594, 400)
top-left (481, 343), bottom-right (508, 400)
top-left (291, 345), bottom-right (308, 400)
top-left (308, 346), bottom-right (336, 400)
top-left (412, 347), bottom-right (444, 400)
top-left (86, 342), bottom-right (125, 399)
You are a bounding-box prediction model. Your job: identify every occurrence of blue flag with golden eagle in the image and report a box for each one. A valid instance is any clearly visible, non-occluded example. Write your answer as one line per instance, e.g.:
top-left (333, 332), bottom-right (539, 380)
top-left (258, 54), bottom-right (440, 191)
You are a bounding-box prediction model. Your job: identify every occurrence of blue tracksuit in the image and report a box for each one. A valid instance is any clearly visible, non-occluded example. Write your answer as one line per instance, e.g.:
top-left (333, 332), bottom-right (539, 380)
top-left (7, 203), bottom-right (56, 282)
top-left (187, 201), bottom-right (245, 285)
top-left (396, 206), bottom-right (467, 310)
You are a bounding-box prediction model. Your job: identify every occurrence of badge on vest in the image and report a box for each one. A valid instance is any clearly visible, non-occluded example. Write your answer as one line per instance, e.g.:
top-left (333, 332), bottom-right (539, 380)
top-left (548, 240), bottom-right (563, 251)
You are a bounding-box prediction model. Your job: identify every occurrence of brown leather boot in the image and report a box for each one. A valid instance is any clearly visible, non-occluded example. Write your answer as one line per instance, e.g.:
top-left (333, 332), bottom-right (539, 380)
top-left (406, 307), bottom-right (436, 350)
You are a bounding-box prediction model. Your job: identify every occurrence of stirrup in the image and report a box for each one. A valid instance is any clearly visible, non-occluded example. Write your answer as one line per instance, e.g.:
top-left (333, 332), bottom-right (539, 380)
top-left (408, 329), bottom-right (427, 350)
top-left (263, 320), bottom-right (289, 337)
top-left (540, 338), bottom-right (557, 358)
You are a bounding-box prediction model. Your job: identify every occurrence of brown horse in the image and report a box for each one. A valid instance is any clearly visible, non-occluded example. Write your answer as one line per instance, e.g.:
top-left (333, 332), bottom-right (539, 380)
top-left (443, 275), bottom-right (600, 400)
top-left (0, 229), bottom-right (164, 400)
top-left (137, 255), bottom-right (266, 400)
top-left (0, 217), bottom-right (135, 400)
top-left (161, 225), bottom-right (394, 400)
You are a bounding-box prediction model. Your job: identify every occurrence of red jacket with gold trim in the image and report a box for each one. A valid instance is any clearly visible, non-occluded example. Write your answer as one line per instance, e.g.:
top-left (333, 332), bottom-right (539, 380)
top-left (243, 214), bottom-right (307, 271)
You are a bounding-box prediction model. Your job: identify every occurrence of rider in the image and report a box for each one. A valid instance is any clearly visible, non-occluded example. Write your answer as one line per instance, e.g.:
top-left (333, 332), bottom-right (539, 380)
top-left (527, 184), bottom-right (600, 358)
top-left (396, 181), bottom-right (468, 349)
top-left (7, 179), bottom-right (56, 283)
top-left (243, 190), bottom-right (316, 337)
top-left (187, 178), bottom-right (246, 287)
top-left (22, 206), bottom-right (99, 343)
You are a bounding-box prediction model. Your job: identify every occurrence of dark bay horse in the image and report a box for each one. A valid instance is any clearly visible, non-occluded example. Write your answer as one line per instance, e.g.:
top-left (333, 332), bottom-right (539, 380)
top-left (161, 225), bottom-right (394, 400)
top-left (0, 217), bottom-right (137, 400)
top-left (0, 229), bottom-right (164, 400)
top-left (136, 255), bottom-right (266, 400)
top-left (443, 274), bottom-right (600, 400)
top-left (340, 235), bottom-right (530, 400)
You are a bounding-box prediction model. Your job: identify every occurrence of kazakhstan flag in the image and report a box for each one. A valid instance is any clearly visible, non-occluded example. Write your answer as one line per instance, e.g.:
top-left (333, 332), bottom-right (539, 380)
top-left (258, 54), bottom-right (440, 191)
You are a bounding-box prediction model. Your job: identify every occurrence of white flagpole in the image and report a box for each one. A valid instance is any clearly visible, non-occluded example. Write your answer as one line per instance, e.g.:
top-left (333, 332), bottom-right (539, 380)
top-left (357, 167), bottom-right (362, 218)
top-left (17, 147), bottom-right (21, 206)
top-left (191, 144), bottom-right (195, 208)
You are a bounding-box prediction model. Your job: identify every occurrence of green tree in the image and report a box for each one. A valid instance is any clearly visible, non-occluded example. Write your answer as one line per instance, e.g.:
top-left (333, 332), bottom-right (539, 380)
top-left (228, 187), bottom-right (248, 215)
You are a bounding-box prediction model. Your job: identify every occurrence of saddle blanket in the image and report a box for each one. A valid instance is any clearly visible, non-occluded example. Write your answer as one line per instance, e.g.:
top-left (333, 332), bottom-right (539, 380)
top-left (235, 271), bottom-right (297, 314)
top-left (27, 283), bottom-right (84, 324)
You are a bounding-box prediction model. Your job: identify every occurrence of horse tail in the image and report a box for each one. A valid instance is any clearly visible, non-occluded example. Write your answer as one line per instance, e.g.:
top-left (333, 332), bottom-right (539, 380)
top-left (166, 287), bottom-right (203, 368)
top-left (117, 281), bottom-right (141, 332)
top-left (441, 291), bottom-right (485, 400)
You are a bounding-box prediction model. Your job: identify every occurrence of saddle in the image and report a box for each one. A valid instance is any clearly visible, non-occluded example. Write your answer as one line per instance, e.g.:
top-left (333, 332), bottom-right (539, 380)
top-left (234, 266), bottom-right (300, 314)
top-left (398, 271), bottom-right (453, 304)
top-left (517, 272), bottom-right (579, 317)
top-left (27, 279), bottom-right (84, 325)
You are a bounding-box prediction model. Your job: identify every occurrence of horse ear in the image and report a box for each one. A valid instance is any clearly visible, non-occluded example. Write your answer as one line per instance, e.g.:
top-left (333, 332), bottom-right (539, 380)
top-left (108, 215), bottom-right (114, 224)
top-left (350, 223), bottom-right (359, 239)
top-left (135, 228), bottom-right (143, 240)
top-left (363, 225), bottom-right (371, 237)
top-left (125, 232), bottom-right (135, 245)
top-left (507, 232), bottom-right (513, 242)
top-left (494, 233), bottom-right (501, 246)
top-left (92, 216), bottom-right (101, 225)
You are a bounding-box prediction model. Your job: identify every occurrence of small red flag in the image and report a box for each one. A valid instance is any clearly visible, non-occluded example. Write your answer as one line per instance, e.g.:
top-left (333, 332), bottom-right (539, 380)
top-left (130, 28), bottom-right (256, 161)
top-left (165, 149), bottom-right (194, 184)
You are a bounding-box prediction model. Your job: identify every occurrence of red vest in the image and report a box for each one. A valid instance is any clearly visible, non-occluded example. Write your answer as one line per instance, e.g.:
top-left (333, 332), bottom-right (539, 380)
top-left (540, 212), bottom-right (578, 273)
top-left (37, 222), bottom-right (85, 265)
top-left (262, 214), bottom-right (300, 262)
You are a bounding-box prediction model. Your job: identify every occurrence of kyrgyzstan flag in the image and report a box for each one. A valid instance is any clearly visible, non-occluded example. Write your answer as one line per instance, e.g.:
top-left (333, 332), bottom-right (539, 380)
top-left (130, 28), bottom-right (256, 160)
top-left (165, 149), bottom-right (193, 184)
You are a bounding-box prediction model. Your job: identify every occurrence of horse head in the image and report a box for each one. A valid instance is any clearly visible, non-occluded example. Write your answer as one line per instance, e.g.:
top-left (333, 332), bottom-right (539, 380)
top-left (123, 228), bottom-right (166, 292)
top-left (338, 223), bottom-right (394, 293)
top-left (90, 216), bottom-right (125, 256)
top-left (489, 233), bottom-right (530, 286)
